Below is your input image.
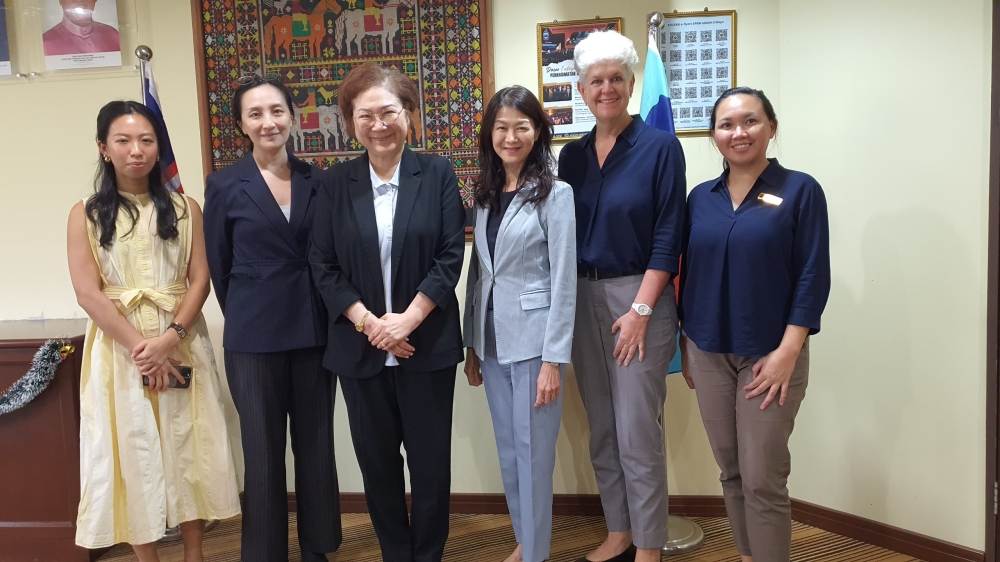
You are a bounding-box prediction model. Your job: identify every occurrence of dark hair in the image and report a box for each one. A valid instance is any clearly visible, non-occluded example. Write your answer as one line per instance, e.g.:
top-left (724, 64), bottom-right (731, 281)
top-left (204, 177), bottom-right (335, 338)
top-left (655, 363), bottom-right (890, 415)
top-left (233, 76), bottom-right (295, 146)
top-left (85, 101), bottom-right (186, 249)
top-left (338, 63), bottom-right (420, 138)
top-left (474, 86), bottom-right (555, 211)
top-left (708, 87), bottom-right (778, 169)
top-left (709, 86), bottom-right (778, 132)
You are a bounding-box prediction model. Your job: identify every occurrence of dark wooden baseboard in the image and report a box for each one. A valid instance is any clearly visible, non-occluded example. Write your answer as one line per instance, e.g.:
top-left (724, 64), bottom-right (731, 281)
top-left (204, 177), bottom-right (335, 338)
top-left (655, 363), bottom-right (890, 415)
top-left (280, 492), bottom-right (984, 561)
top-left (329, 492), bottom-right (725, 518)
top-left (791, 499), bottom-right (984, 562)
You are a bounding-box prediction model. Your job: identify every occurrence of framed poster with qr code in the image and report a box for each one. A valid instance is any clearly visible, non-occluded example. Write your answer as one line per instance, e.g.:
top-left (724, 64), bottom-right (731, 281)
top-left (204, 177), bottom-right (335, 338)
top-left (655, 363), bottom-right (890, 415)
top-left (537, 17), bottom-right (623, 140)
top-left (659, 10), bottom-right (736, 135)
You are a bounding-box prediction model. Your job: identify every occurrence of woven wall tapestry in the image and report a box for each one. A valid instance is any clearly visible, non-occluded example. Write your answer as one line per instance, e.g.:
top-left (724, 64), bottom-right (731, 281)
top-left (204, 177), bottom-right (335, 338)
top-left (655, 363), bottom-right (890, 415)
top-left (198, 0), bottom-right (488, 216)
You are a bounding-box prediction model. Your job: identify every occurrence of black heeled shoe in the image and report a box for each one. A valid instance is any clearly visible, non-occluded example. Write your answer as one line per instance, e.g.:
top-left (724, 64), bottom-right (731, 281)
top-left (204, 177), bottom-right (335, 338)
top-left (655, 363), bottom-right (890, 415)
top-left (575, 544), bottom-right (637, 562)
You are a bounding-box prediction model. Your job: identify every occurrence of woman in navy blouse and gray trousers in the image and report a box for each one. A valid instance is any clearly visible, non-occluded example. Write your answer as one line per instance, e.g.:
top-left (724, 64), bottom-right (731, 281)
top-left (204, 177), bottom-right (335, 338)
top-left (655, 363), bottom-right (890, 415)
top-left (679, 87), bottom-right (830, 561)
top-left (557, 30), bottom-right (686, 562)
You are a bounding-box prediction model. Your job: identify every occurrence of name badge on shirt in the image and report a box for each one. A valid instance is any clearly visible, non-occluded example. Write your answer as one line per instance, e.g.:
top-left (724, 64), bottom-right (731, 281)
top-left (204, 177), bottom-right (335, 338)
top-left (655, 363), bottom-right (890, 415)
top-left (758, 193), bottom-right (783, 206)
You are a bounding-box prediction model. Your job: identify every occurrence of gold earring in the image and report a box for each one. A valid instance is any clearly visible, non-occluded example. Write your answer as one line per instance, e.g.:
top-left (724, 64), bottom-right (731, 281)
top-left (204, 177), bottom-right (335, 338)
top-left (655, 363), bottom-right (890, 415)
top-left (103, 155), bottom-right (111, 163)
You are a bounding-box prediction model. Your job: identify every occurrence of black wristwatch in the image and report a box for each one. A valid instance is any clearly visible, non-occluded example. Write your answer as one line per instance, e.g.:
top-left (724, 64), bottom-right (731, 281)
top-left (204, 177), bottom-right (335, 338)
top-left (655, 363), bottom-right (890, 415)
top-left (168, 322), bottom-right (188, 339)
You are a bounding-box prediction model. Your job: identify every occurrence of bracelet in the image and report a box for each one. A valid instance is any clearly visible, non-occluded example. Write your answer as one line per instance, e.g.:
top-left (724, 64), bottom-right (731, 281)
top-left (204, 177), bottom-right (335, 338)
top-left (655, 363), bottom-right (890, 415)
top-left (355, 311), bottom-right (371, 333)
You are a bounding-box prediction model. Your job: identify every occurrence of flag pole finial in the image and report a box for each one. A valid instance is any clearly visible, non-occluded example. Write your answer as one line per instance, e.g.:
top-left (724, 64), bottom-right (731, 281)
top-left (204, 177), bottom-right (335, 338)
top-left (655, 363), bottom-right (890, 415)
top-left (647, 12), bottom-right (663, 28)
top-left (135, 45), bottom-right (153, 62)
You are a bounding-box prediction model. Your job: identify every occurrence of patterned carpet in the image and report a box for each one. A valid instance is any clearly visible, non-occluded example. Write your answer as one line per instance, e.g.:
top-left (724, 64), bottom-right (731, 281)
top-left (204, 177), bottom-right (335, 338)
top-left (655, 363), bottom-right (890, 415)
top-left (97, 513), bottom-right (923, 561)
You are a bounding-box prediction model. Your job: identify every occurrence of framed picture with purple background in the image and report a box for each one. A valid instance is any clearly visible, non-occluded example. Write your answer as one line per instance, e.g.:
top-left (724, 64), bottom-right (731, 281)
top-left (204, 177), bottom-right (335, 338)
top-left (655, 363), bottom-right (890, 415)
top-left (0, 1), bottom-right (11, 76)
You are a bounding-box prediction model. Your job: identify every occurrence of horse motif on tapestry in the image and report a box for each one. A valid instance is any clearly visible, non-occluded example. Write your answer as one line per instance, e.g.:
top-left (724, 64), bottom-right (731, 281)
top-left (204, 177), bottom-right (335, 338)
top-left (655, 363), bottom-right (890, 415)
top-left (334, 7), bottom-right (401, 56)
top-left (205, 0), bottom-right (485, 224)
top-left (258, 0), bottom-right (418, 155)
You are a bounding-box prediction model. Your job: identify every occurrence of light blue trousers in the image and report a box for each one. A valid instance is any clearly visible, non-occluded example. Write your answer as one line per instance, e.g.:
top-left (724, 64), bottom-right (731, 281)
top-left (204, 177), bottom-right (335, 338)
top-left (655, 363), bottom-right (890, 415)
top-left (480, 354), bottom-right (564, 562)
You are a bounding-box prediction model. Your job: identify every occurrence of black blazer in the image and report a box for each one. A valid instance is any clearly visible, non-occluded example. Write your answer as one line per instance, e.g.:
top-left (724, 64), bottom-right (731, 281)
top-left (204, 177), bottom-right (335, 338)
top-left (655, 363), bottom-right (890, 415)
top-left (309, 148), bottom-right (466, 378)
top-left (204, 152), bottom-right (326, 353)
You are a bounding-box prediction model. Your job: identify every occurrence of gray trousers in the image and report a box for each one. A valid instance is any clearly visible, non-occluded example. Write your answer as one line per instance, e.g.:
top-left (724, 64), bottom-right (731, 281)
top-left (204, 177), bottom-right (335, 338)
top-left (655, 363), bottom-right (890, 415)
top-left (572, 275), bottom-right (676, 548)
top-left (681, 333), bottom-right (809, 561)
top-left (481, 353), bottom-right (563, 562)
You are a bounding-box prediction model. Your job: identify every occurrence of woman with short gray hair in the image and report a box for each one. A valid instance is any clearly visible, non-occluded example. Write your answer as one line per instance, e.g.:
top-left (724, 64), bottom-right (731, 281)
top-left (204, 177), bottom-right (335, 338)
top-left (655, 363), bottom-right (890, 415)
top-left (558, 30), bottom-right (687, 562)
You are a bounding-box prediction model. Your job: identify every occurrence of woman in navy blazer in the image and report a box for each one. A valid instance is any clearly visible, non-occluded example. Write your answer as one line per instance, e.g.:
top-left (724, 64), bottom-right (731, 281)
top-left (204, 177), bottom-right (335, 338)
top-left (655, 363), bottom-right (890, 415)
top-left (203, 76), bottom-right (341, 562)
top-left (309, 63), bottom-right (465, 562)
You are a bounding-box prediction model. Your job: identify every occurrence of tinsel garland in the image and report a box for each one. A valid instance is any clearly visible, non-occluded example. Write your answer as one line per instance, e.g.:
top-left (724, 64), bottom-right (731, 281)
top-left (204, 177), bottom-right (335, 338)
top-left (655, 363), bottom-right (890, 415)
top-left (0, 340), bottom-right (73, 417)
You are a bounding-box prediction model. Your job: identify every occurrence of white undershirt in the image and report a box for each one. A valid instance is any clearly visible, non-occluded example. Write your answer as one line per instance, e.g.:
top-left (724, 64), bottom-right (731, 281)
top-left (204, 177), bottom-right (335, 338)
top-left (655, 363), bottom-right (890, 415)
top-left (279, 204), bottom-right (291, 222)
top-left (370, 161), bottom-right (401, 367)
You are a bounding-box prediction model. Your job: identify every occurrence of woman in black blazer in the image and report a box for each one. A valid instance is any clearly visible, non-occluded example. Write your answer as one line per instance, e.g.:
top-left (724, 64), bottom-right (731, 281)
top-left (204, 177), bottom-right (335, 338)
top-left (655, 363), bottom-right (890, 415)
top-left (203, 76), bottom-right (341, 562)
top-left (309, 63), bottom-right (465, 562)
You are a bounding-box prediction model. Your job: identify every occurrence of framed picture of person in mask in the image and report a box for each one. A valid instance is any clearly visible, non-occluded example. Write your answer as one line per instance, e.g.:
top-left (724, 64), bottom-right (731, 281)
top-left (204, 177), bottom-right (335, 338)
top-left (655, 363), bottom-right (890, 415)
top-left (42, 0), bottom-right (121, 70)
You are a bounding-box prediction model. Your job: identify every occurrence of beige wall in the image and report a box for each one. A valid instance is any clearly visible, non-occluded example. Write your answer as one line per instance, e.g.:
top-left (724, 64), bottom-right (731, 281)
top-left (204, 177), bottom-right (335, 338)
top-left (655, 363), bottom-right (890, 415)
top-left (776, 0), bottom-right (990, 546)
top-left (0, 0), bottom-right (989, 550)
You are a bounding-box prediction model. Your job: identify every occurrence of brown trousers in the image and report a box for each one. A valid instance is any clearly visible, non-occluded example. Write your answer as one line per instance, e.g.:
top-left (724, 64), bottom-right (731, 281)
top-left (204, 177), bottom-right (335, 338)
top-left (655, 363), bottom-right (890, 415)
top-left (681, 334), bottom-right (809, 561)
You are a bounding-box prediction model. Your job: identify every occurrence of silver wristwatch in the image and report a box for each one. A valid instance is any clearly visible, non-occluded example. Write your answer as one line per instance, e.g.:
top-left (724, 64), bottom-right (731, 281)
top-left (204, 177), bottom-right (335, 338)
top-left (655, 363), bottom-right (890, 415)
top-left (631, 302), bottom-right (652, 316)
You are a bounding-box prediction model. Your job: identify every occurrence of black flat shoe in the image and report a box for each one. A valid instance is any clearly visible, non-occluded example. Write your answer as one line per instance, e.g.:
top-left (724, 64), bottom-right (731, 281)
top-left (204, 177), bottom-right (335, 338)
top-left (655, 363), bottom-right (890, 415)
top-left (575, 544), bottom-right (637, 562)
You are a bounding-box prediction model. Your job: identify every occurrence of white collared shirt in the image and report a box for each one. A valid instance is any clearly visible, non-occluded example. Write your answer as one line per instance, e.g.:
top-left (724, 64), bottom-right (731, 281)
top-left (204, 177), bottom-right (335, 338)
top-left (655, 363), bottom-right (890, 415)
top-left (370, 161), bottom-right (401, 366)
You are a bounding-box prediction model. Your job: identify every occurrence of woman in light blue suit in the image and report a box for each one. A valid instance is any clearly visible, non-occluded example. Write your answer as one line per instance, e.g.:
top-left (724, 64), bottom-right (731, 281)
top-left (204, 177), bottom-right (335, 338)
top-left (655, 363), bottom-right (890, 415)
top-left (463, 85), bottom-right (576, 562)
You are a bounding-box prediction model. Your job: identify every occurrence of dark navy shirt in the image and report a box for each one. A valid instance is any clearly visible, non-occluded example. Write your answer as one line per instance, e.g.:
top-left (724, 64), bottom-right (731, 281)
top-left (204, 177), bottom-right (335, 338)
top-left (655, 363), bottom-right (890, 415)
top-left (558, 116), bottom-right (686, 275)
top-left (679, 159), bottom-right (831, 357)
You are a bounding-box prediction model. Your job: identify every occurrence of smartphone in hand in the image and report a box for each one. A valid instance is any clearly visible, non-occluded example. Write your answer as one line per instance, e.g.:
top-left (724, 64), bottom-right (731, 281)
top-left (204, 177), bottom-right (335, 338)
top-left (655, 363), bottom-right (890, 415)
top-left (142, 365), bottom-right (192, 389)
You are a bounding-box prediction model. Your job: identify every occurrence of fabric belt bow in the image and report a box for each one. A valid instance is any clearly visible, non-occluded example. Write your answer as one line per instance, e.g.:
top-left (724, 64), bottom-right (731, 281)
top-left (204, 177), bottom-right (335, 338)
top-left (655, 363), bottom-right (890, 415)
top-left (104, 282), bottom-right (188, 313)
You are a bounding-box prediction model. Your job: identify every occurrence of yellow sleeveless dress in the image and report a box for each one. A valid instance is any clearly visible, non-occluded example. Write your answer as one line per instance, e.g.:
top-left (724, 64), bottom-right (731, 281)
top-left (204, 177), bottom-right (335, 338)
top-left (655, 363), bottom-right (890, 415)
top-left (75, 192), bottom-right (241, 548)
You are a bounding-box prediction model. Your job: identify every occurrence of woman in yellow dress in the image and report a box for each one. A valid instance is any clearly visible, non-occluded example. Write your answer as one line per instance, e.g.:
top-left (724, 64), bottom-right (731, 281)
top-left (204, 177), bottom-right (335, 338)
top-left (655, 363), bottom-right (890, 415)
top-left (66, 100), bottom-right (240, 561)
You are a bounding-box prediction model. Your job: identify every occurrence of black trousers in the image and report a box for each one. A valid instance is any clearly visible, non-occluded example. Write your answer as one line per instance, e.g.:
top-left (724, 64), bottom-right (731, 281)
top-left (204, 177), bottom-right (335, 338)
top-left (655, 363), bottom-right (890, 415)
top-left (340, 366), bottom-right (456, 562)
top-left (225, 347), bottom-right (342, 562)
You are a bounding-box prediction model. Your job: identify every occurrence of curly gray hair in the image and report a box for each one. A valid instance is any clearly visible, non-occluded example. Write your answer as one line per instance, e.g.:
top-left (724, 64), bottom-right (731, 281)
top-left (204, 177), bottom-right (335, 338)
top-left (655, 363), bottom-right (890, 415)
top-left (573, 30), bottom-right (639, 82)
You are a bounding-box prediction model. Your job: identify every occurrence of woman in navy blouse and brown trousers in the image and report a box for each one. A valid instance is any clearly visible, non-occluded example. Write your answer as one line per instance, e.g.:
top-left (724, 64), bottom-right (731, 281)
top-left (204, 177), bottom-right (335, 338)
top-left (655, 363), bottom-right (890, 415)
top-left (679, 87), bottom-right (831, 561)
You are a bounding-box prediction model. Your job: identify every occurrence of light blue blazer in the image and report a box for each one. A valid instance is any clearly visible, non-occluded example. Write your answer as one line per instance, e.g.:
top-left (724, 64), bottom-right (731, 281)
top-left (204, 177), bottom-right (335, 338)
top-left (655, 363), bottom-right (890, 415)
top-left (463, 180), bottom-right (577, 365)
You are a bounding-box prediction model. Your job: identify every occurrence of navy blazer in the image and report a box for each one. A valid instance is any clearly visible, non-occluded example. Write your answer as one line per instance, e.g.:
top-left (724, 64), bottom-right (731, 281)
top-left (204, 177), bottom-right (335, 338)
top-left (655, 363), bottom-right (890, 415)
top-left (309, 149), bottom-right (466, 378)
top-left (204, 152), bottom-right (326, 353)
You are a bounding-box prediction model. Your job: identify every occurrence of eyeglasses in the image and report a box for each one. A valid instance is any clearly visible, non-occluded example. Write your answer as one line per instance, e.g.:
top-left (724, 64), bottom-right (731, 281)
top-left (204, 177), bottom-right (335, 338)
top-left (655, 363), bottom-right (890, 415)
top-left (237, 74), bottom-right (267, 86)
top-left (354, 108), bottom-right (402, 129)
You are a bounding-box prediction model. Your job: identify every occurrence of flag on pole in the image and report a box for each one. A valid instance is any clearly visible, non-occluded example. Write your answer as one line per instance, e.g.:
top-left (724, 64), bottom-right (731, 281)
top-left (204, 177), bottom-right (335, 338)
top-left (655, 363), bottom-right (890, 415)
top-left (640, 30), bottom-right (683, 373)
top-left (141, 61), bottom-right (183, 193)
top-left (639, 33), bottom-right (675, 136)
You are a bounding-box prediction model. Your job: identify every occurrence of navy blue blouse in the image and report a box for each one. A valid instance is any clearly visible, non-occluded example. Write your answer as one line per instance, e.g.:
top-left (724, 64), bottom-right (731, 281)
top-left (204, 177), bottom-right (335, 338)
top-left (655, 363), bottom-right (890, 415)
top-left (558, 116), bottom-right (687, 275)
top-left (679, 159), bottom-right (831, 357)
